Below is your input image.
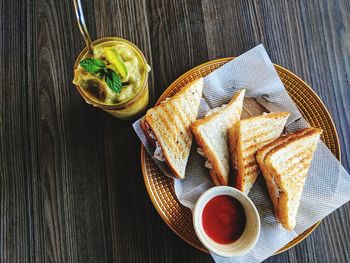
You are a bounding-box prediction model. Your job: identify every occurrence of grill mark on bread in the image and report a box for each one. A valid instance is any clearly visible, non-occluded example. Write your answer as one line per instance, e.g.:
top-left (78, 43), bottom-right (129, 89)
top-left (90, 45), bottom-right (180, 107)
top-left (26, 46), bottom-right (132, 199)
top-left (257, 128), bottom-right (314, 167)
top-left (144, 78), bottom-right (204, 179)
top-left (161, 104), bottom-right (186, 155)
top-left (172, 98), bottom-right (191, 141)
top-left (241, 128), bottom-right (284, 145)
top-left (180, 92), bottom-right (192, 120)
top-left (240, 125), bottom-right (286, 155)
top-left (240, 117), bottom-right (287, 133)
top-left (268, 136), bottom-right (318, 175)
top-left (261, 128), bottom-right (312, 154)
top-left (242, 158), bottom-right (256, 167)
top-left (170, 99), bottom-right (192, 152)
top-left (233, 112), bottom-right (290, 194)
top-left (277, 147), bottom-right (310, 168)
top-left (257, 128), bottom-right (322, 230)
top-left (278, 150), bottom-right (314, 180)
top-left (243, 164), bottom-right (259, 176)
top-left (173, 94), bottom-right (194, 148)
top-left (154, 108), bottom-right (180, 155)
top-left (241, 140), bottom-right (274, 158)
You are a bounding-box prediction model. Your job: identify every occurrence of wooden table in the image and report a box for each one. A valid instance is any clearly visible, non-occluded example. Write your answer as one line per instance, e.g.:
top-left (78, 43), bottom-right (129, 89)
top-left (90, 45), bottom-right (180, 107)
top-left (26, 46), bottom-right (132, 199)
top-left (1, 0), bottom-right (349, 262)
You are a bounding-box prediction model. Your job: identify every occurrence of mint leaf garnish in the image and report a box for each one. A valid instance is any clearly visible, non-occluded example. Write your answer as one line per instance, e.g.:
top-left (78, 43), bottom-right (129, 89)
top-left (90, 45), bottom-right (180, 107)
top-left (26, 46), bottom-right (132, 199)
top-left (80, 58), bottom-right (106, 74)
top-left (105, 68), bottom-right (122, 93)
top-left (79, 58), bottom-right (123, 94)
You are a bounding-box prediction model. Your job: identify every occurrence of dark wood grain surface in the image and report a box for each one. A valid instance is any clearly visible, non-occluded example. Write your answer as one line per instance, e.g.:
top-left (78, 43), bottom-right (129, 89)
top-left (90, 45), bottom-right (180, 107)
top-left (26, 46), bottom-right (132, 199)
top-left (1, 0), bottom-right (349, 262)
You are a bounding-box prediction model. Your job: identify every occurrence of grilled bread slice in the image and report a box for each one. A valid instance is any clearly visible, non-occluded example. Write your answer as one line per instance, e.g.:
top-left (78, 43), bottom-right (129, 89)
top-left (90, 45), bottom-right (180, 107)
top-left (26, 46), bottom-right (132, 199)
top-left (229, 112), bottom-right (290, 194)
top-left (257, 127), bottom-right (322, 230)
top-left (142, 78), bottom-right (203, 179)
top-left (191, 90), bottom-right (245, 185)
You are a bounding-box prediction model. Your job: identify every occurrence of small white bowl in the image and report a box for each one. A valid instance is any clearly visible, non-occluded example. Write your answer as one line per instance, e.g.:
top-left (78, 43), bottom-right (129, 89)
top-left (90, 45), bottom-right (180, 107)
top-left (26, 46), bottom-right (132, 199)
top-left (193, 186), bottom-right (260, 257)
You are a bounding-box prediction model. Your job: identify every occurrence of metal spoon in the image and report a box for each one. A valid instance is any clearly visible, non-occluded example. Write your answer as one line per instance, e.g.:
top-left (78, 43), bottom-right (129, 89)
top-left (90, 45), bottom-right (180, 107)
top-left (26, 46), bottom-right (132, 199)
top-left (73, 0), bottom-right (94, 54)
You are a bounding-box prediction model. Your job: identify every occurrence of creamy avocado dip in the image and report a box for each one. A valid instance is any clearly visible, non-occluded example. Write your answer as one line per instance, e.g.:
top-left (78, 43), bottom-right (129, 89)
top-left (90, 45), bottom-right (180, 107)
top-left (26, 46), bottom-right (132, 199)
top-left (73, 42), bottom-right (150, 104)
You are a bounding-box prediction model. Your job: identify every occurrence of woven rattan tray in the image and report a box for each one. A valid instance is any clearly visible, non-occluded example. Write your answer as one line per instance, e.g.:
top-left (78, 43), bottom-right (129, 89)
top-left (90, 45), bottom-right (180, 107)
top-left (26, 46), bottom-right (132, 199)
top-left (141, 58), bottom-right (341, 254)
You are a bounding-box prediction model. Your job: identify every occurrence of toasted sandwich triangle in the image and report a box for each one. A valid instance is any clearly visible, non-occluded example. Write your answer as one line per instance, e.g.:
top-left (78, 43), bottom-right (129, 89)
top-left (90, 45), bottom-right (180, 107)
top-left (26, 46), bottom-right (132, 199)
top-left (191, 89), bottom-right (245, 185)
top-left (229, 112), bottom-right (290, 194)
top-left (257, 128), bottom-right (322, 230)
top-left (144, 78), bottom-right (204, 179)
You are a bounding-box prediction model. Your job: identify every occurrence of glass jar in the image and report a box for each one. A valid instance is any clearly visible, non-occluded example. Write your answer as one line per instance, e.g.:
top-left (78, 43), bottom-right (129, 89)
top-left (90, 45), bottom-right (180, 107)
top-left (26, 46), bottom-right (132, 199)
top-left (73, 37), bottom-right (150, 120)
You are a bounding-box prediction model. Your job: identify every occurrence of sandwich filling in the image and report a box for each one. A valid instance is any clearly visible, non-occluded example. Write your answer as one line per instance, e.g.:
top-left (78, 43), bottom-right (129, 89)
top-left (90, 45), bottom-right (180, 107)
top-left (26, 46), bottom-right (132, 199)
top-left (197, 148), bottom-right (213, 169)
top-left (271, 176), bottom-right (282, 198)
top-left (154, 141), bottom-right (165, 161)
top-left (144, 121), bottom-right (165, 162)
top-left (205, 104), bottom-right (227, 117)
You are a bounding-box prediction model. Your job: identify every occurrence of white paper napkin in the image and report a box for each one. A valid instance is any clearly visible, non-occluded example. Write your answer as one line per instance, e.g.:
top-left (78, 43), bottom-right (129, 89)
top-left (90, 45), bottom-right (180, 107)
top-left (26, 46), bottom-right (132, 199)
top-left (133, 45), bottom-right (350, 263)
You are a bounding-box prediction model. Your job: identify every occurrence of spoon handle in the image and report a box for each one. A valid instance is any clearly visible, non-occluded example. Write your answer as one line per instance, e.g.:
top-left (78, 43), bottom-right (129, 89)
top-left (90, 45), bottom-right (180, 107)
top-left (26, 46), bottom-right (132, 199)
top-left (73, 0), bottom-right (94, 54)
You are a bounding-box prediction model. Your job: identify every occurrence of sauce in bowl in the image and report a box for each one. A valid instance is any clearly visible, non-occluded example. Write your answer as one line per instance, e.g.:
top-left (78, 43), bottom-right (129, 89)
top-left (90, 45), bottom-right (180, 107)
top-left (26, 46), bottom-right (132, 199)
top-left (202, 195), bottom-right (246, 244)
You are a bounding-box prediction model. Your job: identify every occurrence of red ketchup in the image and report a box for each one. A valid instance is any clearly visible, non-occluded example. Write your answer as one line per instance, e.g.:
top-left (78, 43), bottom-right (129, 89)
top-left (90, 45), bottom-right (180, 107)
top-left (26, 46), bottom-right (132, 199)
top-left (202, 195), bottom-right (246, 244)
